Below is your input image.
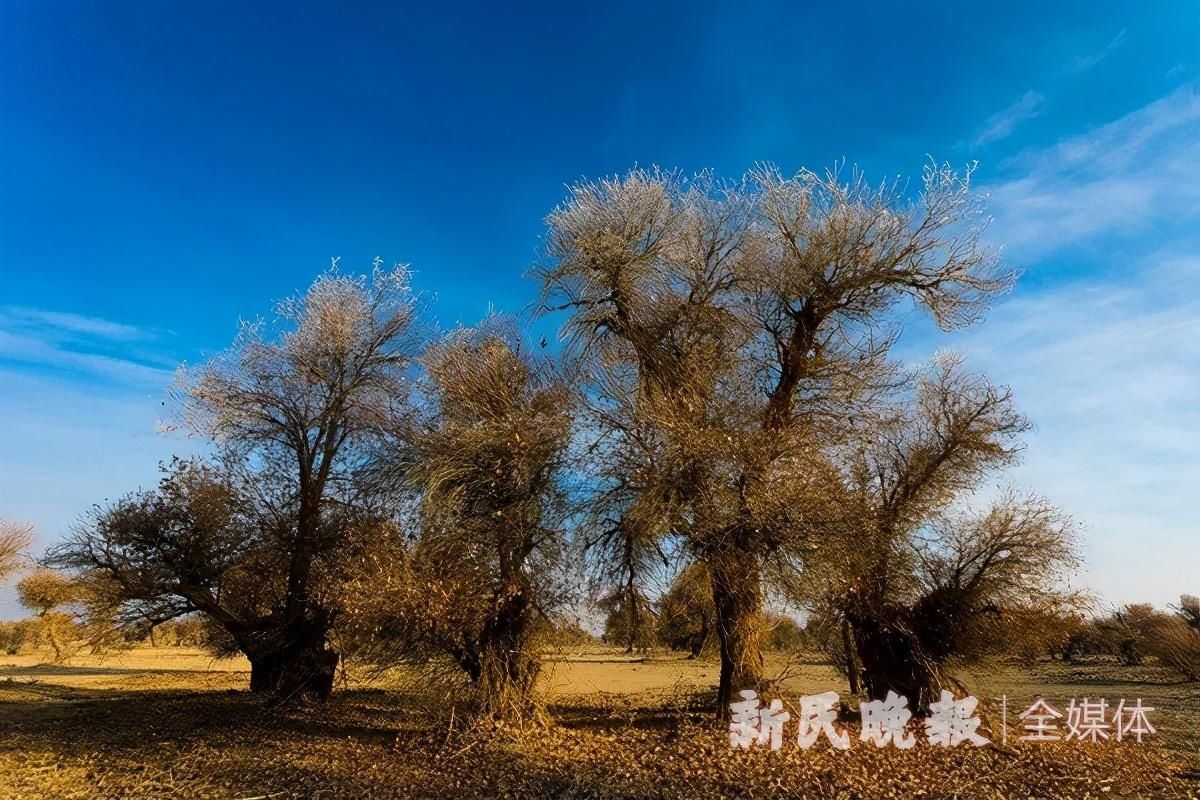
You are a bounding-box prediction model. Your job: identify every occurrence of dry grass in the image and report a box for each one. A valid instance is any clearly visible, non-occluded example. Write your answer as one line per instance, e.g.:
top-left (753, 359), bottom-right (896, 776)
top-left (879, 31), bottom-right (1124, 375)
top-left (1, 646), bottom-right (1197, 798)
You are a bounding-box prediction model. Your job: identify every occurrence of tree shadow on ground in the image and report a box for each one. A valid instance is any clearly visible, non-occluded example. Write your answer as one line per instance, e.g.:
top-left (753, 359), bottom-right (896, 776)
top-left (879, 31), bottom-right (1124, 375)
top-left (0, 682), bottom-right (437, 755)
top-left (0, 682), bottom-right (668, 799)
top-left (0, 662), bottom-right (242, 678)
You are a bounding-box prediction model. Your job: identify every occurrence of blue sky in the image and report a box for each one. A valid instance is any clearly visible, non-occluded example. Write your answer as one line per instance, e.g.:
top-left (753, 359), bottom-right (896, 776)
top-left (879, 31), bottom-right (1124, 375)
top-left (1, 1), bottom-right (1197, 616)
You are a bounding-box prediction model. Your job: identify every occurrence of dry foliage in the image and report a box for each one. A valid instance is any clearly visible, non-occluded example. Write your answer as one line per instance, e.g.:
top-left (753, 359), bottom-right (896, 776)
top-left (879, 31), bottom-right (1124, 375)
top-left (342, 319), bottom-right (573, 721)
top-left (0, 675), bottom-right (1194, 799)
top-left (778, 353), bottom-right (1083, 708)
top-left (0, 519), bottom-right (33, 582)
top-left (537, 161), bottom-right (1016, 711)
top-left (50, 264), bottom-right (424, 701)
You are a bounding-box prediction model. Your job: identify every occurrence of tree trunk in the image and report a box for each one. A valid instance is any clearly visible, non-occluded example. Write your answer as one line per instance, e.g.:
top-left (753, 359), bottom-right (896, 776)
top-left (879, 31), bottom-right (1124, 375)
top-left (624, 537), bottom-right (638, 654)
top-left (625, 587), bottom-right (637, 654)
top-left (851, 620), bottom-right (939, 712)
top-left (709, 548), bottom-right (764, 717)
top-left (249, 650), bottom-right (283, 693)
top-left (474, 583), bottom-right (540, 722)
top-left (244, 616), bottom-right (338, 702)
top-left (841, 617), bottom-right (860, 696)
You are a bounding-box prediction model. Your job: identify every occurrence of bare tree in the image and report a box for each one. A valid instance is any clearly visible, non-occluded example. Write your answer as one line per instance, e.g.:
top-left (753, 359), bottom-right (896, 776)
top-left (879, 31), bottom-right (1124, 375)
top-left (0, 520), bottom-right (33, 582)
top-left (573, 360), bottom-right (682, 656)
top-left (52, 265), bottom-right (422, 701)
top-left (16, 569), bottom-right (80, 661)
top-left (537, 161), bottom-right (1013, 712)
top-left (598, 585), bottom-right (658, 653)
top-left (796, 356), bottom-right (1081, 708)
top-left (344, 320), bottom-right (573, 721)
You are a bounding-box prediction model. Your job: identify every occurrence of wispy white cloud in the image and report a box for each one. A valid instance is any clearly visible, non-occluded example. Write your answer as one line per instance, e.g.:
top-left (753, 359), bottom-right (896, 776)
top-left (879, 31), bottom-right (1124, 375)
top-left (1068, 28), bottom-right (1127, 74)
top-left (0, 368), bottom-right (197, 618)
top-left (970, 90), bottom-right (1046, 148)
top-left (945, 252), bottom-right (1200, 609)
top-left (2, 307), bottom-right (151, 341)
top-left (985, 84), bottom-right (1200, 256)
top-left (1165, 63), bottom-right (1191, 80)
top-left (0, 306), bottom-right (187, 617)
top-left (0, 306), bottom-right (175, 387)
top-left (934, 85), bottom-right (1200, 608)
top-left (0, 312), bottom-right (216, 618)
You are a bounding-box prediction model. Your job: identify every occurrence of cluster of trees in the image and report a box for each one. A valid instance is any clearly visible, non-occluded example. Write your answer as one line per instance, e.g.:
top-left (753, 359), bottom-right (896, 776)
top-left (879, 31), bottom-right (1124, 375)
top-left (26, 161), bottom-right (1107, 720)
top-left (0, 601), bottom-right (215, 657)
top-left (1, 520), bottom-right (168, 657)
top-left (1049, 599), bottom-right (1200, 680)
top-left (599, 564), bottom-right (801, 658)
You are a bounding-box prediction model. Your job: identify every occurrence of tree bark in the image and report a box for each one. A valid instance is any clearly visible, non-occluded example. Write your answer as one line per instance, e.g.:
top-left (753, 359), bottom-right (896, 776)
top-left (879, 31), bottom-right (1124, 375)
top-left (850, 619), bottom-right (940, 712)
top-left (841, 617), bottom-right (861, 696)
top-left (244, 616), bottom-right (338, 702)
top-left (624, 536), bottom-right (638, 654)
top-left (474, 583), bottom-right (539, 722)
top-left (709, 548), bottom-right (764, 717)
top-left (846, 584), bottom-right (978, 712)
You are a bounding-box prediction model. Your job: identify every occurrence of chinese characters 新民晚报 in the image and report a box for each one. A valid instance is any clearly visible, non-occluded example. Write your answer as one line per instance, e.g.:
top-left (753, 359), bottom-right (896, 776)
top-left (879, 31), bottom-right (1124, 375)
top-left (728, 690), bottom-right (1156, 750)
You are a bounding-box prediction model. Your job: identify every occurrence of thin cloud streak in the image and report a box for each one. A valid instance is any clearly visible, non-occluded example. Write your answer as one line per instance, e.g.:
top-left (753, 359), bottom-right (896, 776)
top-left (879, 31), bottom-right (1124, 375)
top-left (0, 369), bottom-right (196, 618)
top-left (1068, 28), bottom-right (1127, 74)
top-left (948, 87), bottom-right (1200, 607)
top-left (985, 84), bottom-right (1200, 256)
top-left (0, 306), bottom-right (176, 388)
top-left (1, 307), bottom-right (152, 341)
top-left (970, 90), bottom-right (1046, 148)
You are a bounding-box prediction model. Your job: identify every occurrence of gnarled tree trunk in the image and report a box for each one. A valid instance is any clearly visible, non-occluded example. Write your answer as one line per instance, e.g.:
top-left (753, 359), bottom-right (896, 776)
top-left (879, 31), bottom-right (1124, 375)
top-left (709, 547), bottom-right (764, 717)
top-left (848, 586), bottom-right (974, 712)
top-left (242, 615), bottom-right (338, 702)
top-left (474, 582), bottom-right (540, 722)
top-left (841, 617), bottom-right (861, 696)
top-left (850, 618), bottom-right (940, 712)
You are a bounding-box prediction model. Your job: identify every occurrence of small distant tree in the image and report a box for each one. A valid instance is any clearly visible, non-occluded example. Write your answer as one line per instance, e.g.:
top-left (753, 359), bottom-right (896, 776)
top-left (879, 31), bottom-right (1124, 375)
top-left (545, 618), bottom-right (598, 649)
top-left (1156, 596), bottom-right (1200, 680)
top-left (1100, 604), bottom-right (1158, 666)
top-left (158, 617), bottom-right (208, 647)
top-left (0, 520), bottom-right (33, 582)
top-left (982, 603), bottom-right (1086, 666)
top-left (0, 621), bottom-right (34, 655)
top-left (16, 569), bottom-right (77, 616)
top-left (16, 569), bottom-right (80, 661)
top-left (598, 587), bottom-right (658, 653)
top-left (800, 610), bottom-right (862, 694)
top-left (1145, 619), bottom-right (1200, 682)
top-left (1176, 595), bottom-right (1200, 631)
top-left (763, 613), bottom-right (804, 652)
top-left (656, 563), bottom-right (715, 658)
top-left (1103, 600), bottom-right (1200, 681)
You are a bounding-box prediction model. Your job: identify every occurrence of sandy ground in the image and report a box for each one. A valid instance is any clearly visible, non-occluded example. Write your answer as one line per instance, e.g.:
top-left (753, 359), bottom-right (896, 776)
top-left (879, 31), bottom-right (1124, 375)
top-left (2, 644), bottom-right (1194, 760)
top-left (0, 646), bottom-right (1197, 798)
